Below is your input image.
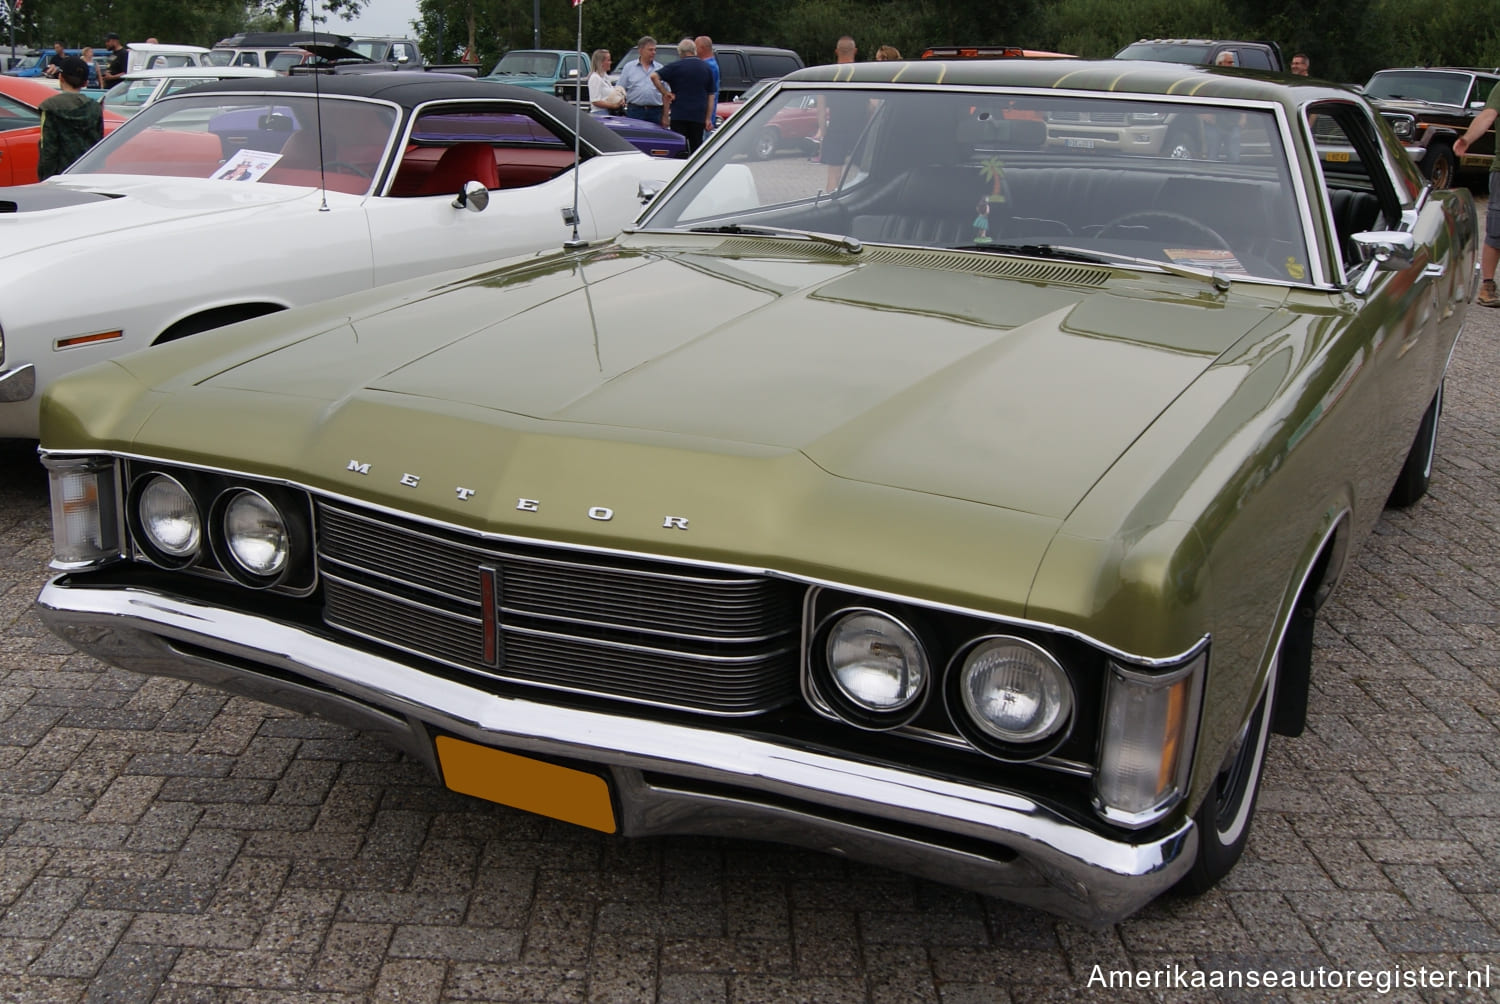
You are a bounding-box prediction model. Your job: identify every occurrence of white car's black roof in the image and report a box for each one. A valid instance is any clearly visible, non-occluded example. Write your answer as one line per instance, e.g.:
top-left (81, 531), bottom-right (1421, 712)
top-left (168, 73), bottom-right (639, 154)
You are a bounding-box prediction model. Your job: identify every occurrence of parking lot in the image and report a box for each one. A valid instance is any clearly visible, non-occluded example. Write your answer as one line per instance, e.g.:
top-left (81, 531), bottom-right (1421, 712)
top-left (0, 288), bottom-right (1496, 1002)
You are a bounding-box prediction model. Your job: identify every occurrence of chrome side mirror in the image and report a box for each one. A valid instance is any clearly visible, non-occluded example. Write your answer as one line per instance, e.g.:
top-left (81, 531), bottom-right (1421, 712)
top-left (637, 179), bottom-right (667, 204)
top-left (1352, 230), bottom-right (1416, 269)
top-left (1350, 231), bottom-right (1416, 295)
top-left (453, 180), bottom-right (489, 212)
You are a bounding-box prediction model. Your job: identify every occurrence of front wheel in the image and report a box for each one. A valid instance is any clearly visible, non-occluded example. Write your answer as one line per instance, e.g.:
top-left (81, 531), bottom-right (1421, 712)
top-left (1423, 143), bottom-right (1456, 190)
top-left (1387, 383), bottom-right (1443, 508)
top-left (753, 127), bottom-right (780, 160)
top-left (1179, 656), bottom-right (1277, 894)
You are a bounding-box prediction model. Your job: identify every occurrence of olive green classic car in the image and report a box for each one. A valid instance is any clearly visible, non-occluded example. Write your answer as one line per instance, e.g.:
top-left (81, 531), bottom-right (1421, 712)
top-left (35, 60), bottom-right (1476, 925)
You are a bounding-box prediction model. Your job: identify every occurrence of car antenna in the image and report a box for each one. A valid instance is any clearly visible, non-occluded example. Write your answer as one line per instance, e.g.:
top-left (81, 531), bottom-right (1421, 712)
top-left (310, 6), bottom-right (330, 210)
top-left (563, 0), bottom-right (587, 250)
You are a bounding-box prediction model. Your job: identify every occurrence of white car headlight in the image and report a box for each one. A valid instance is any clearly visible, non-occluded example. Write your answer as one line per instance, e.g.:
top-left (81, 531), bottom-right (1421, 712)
top-left (826, 611), bottom-right (928, 712)
top-left (955, 637), bottom-right (1073, 746)
top-left (136, 474), bottom-right (201, 562)
top-left (220, 490), bottom-right (289, 579)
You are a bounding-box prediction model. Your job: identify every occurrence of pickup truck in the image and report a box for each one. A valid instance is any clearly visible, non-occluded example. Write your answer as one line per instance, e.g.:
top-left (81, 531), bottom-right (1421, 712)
top-left (1362, 66), bottom-right (1500, 189)
top-left (485, 50), bottom-right (589, 93)
top-left (1114, 38), bottom-right (1284, 72)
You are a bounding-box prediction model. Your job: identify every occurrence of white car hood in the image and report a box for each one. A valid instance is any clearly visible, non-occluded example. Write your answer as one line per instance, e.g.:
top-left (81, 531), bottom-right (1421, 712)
top-left (0, 176), bottom-right (325, 262)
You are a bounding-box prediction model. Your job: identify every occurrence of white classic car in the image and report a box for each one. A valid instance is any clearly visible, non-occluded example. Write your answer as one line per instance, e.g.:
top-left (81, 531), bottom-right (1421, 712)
top-left (0, 73), bottom-right (680, 438)
top-left (101, 67), bottom-right (279, 117)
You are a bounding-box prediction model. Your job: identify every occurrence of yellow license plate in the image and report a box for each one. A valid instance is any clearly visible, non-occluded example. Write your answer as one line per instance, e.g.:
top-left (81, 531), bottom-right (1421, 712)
top-left (435, 736), bottom-right (617, 833)
top-left (1324, 151), bottom-right (1350, 162)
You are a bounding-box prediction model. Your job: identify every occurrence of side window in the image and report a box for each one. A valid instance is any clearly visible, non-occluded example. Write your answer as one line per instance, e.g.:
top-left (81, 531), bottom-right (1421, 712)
top-left (751, 54), bottom-right (801, 79)
top-left (562, 54), bottom-right (582, 78)
top-left (1477, 77), bottom-right (1500, 108)
top-left (1310, 101), bottom-right (1402, 273)
top-left (0, 93), bottom-right (42, 131)
top-left (234, 52), bottom-right (259, 67)
top-left (716, 52), bottom-right (745, 87)
top-left (1238, 48), bottom-right (1272, 70)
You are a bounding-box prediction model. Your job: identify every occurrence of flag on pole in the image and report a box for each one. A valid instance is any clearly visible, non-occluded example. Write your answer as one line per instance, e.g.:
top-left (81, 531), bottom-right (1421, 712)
top-left (572, 0), bottom-right (583, 6)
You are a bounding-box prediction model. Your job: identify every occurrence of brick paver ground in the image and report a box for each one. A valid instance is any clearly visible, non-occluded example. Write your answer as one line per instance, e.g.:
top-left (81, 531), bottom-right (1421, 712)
top-left (0, 281), bottom-right (1496, 1002)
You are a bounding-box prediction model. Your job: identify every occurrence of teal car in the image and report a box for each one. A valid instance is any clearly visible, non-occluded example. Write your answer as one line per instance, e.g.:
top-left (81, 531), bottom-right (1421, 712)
top-left (484, 48), bottom-right (588, 93)
top-left (34, 60), bottom-right (1476, 924)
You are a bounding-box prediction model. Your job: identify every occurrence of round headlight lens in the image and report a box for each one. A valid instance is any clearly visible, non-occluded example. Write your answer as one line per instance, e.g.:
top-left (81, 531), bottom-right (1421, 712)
top-left (826, 611), bottom-right (928, 711)
top-left (138, 475), bottom-right (200, 558)
top-left (222, 491), bottom-right (288, 577)
top-left (959, 638), bottom-right (1073, 744)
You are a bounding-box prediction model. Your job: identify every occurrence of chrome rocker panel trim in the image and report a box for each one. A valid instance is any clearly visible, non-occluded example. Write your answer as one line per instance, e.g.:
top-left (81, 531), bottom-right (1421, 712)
top-left (37, 577), bottom-right (1196, 926)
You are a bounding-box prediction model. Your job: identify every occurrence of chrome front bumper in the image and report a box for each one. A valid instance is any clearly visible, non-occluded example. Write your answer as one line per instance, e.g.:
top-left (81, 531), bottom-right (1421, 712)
top-left (36, 577), bottom-right (1196, 925)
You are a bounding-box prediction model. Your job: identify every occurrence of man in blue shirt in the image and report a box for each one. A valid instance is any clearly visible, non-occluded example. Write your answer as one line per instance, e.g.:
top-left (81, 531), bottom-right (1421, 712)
top-left (659, 39), bottom-right (715, 152)
top-left (696, 36), bottom-right (720, 130)
top-left (617, 36), bottom-right (672, 126)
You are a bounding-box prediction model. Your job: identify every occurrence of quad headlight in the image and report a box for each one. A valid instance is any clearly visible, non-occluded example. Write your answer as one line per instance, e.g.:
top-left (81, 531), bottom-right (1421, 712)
top-left (130, 473), bottom-right (202, 567)
top-left (810, 609), bottom-right (930, 728)
top-left (222, 491), bottom-right (289, 575)
top-left (946, 636), bottom-right (1075, 760)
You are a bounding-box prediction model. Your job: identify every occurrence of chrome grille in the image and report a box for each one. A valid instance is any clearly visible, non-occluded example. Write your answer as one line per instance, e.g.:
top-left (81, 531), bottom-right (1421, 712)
top-left (315, 501), bottom-right (802, 715)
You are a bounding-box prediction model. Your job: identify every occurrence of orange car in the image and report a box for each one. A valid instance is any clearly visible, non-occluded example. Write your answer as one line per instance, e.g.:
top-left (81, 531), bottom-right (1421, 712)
top-left (0, 76), bottom-right (125, 185)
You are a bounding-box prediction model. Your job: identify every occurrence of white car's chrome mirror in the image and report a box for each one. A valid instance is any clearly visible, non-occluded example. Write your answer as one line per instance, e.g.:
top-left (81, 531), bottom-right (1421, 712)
top-left (637, 179), bottom-right (668, 204)
top-left (453, 181), bottom-right (489, 213)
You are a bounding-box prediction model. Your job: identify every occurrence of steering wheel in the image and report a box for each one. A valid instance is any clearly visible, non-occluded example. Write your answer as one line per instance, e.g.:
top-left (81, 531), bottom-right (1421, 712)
top-left (1098, 210), bottom-right (1230, 250)
top-left (324, 160), bottom-right (371, 178)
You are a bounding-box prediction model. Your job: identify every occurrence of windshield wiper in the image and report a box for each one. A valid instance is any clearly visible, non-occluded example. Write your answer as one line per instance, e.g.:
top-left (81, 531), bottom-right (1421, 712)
top-left (950, 242), bottom-right (1232, 289)
top-left (687, 224), bottom-right (863, 253)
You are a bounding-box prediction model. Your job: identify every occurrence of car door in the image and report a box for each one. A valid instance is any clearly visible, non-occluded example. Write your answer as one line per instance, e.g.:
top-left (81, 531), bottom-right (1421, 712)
top-left (1311, 99), bottom-right (1444, 476)
top-left (367, 101), bottom-right (598, 285)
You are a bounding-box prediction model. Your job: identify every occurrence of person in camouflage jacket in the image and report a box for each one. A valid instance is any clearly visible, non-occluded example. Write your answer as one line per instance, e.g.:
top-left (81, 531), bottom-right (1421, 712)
top-left (38, 56), bottom-right (104, 180)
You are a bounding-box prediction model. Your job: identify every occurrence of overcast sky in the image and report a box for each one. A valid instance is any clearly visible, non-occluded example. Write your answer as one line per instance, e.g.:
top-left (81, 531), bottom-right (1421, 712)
top-left (338, 0), bottom-right (424, 40)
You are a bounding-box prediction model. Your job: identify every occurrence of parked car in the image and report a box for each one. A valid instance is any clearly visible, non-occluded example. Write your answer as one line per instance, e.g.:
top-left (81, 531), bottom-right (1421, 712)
top-left (484, 49), bottom-right (589, 93)
top-left (712, 80), bottom-right (819, 158)
top-left (0, 73), bottom-right (680, 437)
top-left (124, 43), bottom-right (212, 73)
top-left (919, 45), bottom-right (1077, 59)
top-left (0, 75), bottom-right (126, 184)
top-left (1115, 38), bottom-right (1285, 72)
top-left (101, 66), bottom-right (279, 118)
top-left (33, 59), bottom-right (1474, 925)
top-left (617, 43), bottom-right (803, 100)
top-left (346, 36), bottom-right (424, 67)
top-left (205, 32), bottom-right (335, 72)
top-left (1362, 66), bottom-right (1500, 189)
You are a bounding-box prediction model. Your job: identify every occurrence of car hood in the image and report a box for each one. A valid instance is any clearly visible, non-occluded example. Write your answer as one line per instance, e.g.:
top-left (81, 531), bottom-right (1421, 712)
top-left (1367, 96), bottom-right (1464, 114)
top-left (147, 239), bottom-right (1279, 523)
top-left (0, 176), bottom-right (320, 259)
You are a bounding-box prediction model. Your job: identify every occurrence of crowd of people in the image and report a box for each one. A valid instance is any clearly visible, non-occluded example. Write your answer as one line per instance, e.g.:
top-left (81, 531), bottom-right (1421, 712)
top-left (36, 32), bottom-right (137, 89)
top-left (584, 33), bottom-right (902, 157)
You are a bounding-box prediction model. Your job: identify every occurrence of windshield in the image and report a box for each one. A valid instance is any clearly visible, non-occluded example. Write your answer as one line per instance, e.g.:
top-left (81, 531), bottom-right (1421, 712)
top-left (645, 86), bottom-right (1310, 284)
top-left (1115, 42), bottom-right (1214, 64)
top-left (102, 79), bottom-right (157, 116)
top-left (68, 93), bottom-right (399, 195)
top-left (1363, 70), bottom-right (1470, 105)
top-left (490, 51), bottom-right (560, 77)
